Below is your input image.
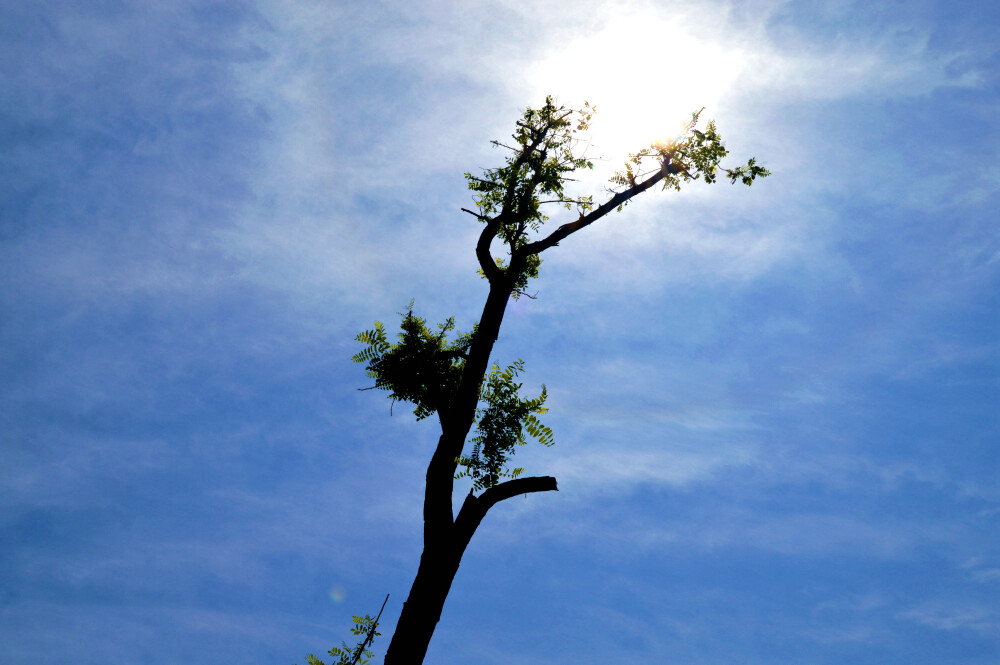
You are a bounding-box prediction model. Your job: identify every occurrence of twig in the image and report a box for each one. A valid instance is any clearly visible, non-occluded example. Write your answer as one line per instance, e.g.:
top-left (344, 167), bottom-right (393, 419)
top-left (350, 594), bottom-right (390, 665)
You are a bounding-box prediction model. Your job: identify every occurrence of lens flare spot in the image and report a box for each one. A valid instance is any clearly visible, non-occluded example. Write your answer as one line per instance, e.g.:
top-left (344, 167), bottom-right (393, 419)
top-left (329, 586), bottom-right (346, 603)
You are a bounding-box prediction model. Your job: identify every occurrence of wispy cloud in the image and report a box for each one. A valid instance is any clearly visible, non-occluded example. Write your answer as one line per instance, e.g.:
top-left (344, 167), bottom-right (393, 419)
top-left (3, 1), bottom-right (998, 664)
top-left (898, 601), bottom-right (1000, 633)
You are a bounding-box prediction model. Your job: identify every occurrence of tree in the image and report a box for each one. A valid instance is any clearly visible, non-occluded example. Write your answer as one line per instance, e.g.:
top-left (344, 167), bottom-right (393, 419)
top-left (348, 96), bottom-right (768, 665)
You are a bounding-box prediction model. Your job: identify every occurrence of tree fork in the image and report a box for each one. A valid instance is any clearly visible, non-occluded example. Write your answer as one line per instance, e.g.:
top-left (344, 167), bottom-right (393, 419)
top-left (385, 477), bottom-right (558, 664)
top-left (384, 274), bottom-right (528, 663)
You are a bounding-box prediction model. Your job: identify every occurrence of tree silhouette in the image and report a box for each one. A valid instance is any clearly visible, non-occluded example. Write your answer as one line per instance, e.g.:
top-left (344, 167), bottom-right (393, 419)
top-left (320, 96), bottom-right (767, 665)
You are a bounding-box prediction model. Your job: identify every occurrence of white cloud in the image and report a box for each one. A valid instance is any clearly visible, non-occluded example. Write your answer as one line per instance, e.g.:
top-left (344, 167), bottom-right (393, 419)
top-left (898, 601), bottom-right (1000, 633)
top-left (549, 439), bottom-right (758, 492)
top-left (971, 568), bottom-right (1000, 584)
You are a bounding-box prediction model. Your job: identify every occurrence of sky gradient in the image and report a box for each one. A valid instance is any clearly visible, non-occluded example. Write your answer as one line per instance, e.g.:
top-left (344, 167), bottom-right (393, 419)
top-left (1, 1), bottom-right (998, 664)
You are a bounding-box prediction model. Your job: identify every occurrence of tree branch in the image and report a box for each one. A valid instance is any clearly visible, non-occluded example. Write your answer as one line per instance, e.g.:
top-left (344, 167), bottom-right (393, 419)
top-left (519, 167), bottom-right (666, 256)
top-left (537, 198), bottom-right (590, 205)
top-left (476, 124), bottom-right (557, 284)
top-left (461, 207), bottom-right (488, 221)
top-left (481, 475), bottom-right (559, 506)
top-left (453, 476), bottom-right (558, 547)
top-left (475, 221), bottom-right (504, 283)
top-left (492, 140), bottom-right (519, 151)
top-left (500, 119), bottom-right (561, 213)
top-left (350, 594), bottom-right (389, 665)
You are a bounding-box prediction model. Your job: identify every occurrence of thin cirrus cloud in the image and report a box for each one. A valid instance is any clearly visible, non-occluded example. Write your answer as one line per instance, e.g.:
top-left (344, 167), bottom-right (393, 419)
top-left (1, 1), bottom-right (998, 664)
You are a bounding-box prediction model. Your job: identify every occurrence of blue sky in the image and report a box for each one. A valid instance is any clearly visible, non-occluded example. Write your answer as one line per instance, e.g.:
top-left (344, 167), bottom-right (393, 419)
top-left (1, 1), bottom-right (997, 663)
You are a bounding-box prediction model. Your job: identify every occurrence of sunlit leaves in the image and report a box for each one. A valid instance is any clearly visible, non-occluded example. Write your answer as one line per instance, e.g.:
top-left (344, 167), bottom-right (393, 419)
top-left (611, 109), bottom-right (770, 192)
top-left (724, 156), bottom-right (770, 186)
top-left (463, 96), bottom-right (596, 291)
top-left (461, 98), bottom-right (770, 304)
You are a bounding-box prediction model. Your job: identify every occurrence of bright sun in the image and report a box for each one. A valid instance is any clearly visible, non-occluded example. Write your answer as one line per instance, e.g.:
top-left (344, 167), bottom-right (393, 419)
top-left (527, 11), bottom-right (746, 170)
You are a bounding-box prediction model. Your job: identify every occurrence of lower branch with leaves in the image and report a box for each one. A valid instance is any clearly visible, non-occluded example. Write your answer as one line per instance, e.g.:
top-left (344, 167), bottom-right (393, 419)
top-left (304, 595), bottom-right (389, 665)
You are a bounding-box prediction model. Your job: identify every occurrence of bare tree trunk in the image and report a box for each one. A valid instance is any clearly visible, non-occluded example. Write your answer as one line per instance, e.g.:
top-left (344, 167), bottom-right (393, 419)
top-left (383, 541), bottom-right (462, 665)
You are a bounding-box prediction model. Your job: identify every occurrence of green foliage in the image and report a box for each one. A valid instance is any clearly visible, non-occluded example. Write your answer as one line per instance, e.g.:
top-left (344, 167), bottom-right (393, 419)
top-left (455, 360), bottom-right (554, 491)
top-left (465, 96), bottom-right (595, 232)
top-left (464, 96), bottom-right (597, 293)
top-left (464, 99), bottom-right (767, 288)
top-left (303, 612), bottom-right (382, 665)
top-left (724, 156), bottom-right (770, 186)
top-left (610, 109), bottom-right (770, 204)
top-left (354, 307), bottom-right (553, 489)
top-left (352, 304), bottom-right (475, 420)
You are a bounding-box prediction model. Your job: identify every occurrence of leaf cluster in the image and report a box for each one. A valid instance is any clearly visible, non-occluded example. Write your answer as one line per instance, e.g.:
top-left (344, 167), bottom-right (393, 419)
top-left (455, 360), bottom-right (554, 491)
top-left (352, 305), bottom-right (475, 421)
top-left (464, 96), bottom-right (597, 292)
top-left (465, 96), bottom-right (595, 231)
top-left (304, 613), bottom-right (382, 665)
top-left (355, 307), bottom-right (554, 490)
top-left (610, 109), bottom-right (770, 206)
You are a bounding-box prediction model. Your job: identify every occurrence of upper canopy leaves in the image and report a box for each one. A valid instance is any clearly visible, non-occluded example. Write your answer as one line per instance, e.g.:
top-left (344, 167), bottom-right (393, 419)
top-left (465, 98), bottom-right (769, 291)
top-left (610, 109), bottom-right (771, 197)
top-left (464, 96), bottom-right (596, 246)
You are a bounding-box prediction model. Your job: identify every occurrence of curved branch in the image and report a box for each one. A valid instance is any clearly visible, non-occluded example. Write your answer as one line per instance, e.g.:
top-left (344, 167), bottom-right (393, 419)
top-left (475, 220), bottom-right (504, 283)
top-left (482, 475), bottom-right (559, 506)
top-left (454, 476), bottom-right (558, 547)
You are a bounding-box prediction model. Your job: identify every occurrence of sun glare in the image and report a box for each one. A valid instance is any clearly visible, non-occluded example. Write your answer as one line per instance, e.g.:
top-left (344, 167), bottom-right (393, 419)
top-left (527, 12), bottom-right (745, 172)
